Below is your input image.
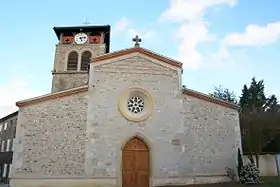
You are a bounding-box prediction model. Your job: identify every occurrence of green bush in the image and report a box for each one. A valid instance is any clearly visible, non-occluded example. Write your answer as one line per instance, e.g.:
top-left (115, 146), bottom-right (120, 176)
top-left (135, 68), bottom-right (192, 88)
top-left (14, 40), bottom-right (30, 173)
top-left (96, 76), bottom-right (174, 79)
top-left (239, 163), bottom-right (262, 184)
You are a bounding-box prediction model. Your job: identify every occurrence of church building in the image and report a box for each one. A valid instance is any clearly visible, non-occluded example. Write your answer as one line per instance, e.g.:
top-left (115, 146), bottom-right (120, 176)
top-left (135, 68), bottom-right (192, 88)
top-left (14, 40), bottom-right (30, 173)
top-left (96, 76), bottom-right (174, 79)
top-left (10, 25), bottom-right (242, 187)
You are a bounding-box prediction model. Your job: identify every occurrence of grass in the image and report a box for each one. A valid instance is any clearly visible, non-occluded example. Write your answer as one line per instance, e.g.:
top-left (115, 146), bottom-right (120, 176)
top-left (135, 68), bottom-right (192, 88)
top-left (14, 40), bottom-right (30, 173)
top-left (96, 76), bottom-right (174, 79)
top-left (261, 176), bottom-right (280, 187)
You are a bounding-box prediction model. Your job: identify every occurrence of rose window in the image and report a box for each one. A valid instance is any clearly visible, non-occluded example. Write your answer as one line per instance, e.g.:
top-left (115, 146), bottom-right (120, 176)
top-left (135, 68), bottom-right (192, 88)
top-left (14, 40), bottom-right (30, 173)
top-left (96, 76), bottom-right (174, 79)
top-left (127, 96), bottom-right (145, 114)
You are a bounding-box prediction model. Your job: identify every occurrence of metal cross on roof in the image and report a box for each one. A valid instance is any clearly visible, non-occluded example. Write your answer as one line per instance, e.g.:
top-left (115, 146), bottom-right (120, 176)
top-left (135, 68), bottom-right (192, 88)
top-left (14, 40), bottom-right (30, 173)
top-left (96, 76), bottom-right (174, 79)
top-left (83, 19), bottom-right (90, 26)
top-left (132, 35), bottom-right (142, 47)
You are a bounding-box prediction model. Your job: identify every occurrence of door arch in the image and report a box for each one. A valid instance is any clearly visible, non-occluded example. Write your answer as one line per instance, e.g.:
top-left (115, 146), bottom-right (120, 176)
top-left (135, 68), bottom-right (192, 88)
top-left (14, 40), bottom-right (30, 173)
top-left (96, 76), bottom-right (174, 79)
top-left (122, 137), bottom-right (150, 187)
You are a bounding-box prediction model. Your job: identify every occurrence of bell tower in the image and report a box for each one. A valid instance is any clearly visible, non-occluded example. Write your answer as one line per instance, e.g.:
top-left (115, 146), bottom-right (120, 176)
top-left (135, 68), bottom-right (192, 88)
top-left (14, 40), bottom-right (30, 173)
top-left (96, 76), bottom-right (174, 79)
top-left (51, 25), bottom-right (111, 93)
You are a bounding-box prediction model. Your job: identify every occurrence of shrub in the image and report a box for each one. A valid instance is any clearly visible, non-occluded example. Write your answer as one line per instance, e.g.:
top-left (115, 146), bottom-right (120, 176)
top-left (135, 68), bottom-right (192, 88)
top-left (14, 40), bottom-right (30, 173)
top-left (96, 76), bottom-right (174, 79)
top-left (239, 163), bottom-right (262, 184)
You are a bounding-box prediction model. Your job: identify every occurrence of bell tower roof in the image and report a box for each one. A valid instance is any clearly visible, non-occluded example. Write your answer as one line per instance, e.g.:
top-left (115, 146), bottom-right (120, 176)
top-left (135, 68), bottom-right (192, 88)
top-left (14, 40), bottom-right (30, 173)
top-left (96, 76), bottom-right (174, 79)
top-left (53, 25), bottom-right (111, 53)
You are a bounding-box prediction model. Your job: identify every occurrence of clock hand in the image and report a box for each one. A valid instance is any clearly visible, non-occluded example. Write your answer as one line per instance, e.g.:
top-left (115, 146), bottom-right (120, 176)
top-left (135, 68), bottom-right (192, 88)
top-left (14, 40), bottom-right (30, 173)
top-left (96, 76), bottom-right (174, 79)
top-left (80, 36), bottom-right (87, 41)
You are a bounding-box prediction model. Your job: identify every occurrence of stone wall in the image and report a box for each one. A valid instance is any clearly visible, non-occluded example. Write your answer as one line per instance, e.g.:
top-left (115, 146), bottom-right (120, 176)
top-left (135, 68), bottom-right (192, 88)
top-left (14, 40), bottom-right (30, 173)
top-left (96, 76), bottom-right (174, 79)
top-left (179, 95), bottom-right (241, 175)
top-left (51, 44), bottom-right (106, 92)
top-left (10, 52), bottom-right (242, 187)
top-left (86, 53), bottom-right (241, 186)
top-left (11, 92), bottom-right (88, 178)
top-left (51, 72), bottom-right (88, 93)
top-left (53, 44), bottom-right (106, 72)
top-left (86, 55), bottom-right (181, 179)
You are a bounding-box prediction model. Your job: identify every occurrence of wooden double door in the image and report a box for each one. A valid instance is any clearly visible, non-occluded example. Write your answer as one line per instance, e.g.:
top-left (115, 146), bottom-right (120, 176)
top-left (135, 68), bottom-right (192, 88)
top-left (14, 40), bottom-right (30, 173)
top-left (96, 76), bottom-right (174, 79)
top-left (122, 137), bottom-right (150, 187)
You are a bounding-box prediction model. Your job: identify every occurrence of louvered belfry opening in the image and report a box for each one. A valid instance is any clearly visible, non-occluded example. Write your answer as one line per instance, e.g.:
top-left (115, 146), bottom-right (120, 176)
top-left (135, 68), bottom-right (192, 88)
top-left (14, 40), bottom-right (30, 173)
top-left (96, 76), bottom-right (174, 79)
top-left (81, 51), bottom-right (92, 71)
top-left (67, 51), bottom-right (78, 71)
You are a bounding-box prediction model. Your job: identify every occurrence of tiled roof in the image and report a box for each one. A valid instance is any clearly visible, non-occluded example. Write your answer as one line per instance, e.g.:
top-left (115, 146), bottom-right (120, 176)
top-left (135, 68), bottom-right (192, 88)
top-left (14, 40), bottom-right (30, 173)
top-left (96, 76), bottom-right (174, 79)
top-left (183, 88), bottom-right (239, 110)
top-left (53, 25), bottom-right (111, 39)
top-left (16, 86), bottom-right (88, 107)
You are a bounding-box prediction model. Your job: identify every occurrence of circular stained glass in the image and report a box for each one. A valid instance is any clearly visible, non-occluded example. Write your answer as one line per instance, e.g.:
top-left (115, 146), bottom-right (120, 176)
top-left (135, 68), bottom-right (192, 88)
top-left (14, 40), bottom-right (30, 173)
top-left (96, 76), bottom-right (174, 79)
top-left (127, 96), bottom-right (144, 114)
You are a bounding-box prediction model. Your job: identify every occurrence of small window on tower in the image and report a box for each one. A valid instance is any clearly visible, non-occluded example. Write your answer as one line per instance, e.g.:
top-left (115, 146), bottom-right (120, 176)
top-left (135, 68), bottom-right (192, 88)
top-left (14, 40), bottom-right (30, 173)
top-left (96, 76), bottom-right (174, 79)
top-left (4, 122), bottom-right (7, 130)
top-left (81, 51), bottom-right (92, 71)
top-left (89, 32), bottom-right (101, 44)
top-left (67, 51), bottom-right (78, 71)
top-left (62, 32), bottom-right (74, 44)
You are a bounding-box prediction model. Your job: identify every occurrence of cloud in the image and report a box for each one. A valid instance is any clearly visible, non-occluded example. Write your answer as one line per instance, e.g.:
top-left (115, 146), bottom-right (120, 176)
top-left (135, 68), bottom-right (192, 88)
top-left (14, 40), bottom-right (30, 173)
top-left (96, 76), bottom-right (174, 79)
top-left (112, 17), bottom-right (131, 34)
top-left (128, 28), bottom-right (156, 40)
top-left (215, 46), bottom-right (231, 59)
top-left (159, 0), bottom-right (238, 69)
top-left (175, 20), bottom-right (216, 68)
top-left (223, 21), bottom-right (280, 47)
top-left (0, 75), bottom-right (43, 118)
top-left (160, 0), bottom-right (237, 23)
top-left (111, 17), bottom-right (156, 47)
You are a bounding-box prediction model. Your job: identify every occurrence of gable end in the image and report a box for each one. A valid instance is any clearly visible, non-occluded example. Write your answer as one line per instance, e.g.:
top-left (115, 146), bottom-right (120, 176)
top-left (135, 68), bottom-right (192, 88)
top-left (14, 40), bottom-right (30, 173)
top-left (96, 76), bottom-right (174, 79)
top-left (92, 47), bottom-right (183, 68)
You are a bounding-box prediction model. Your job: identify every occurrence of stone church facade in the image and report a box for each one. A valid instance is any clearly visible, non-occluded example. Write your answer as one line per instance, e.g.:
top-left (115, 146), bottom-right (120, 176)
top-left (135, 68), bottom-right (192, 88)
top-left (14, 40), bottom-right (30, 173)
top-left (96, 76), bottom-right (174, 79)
top-left (10, 25), bottom-right (242, 187)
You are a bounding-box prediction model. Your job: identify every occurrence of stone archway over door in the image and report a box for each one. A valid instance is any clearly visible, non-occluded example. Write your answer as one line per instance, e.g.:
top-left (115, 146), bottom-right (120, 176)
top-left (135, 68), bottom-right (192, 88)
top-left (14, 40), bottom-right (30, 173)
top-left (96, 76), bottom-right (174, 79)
top-left (122, 137), bottom-right (149, 187)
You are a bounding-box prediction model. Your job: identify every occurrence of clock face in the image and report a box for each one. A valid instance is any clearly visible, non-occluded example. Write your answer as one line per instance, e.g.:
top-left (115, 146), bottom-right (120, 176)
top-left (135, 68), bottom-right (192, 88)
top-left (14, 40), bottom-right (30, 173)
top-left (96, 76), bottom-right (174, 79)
top-left (74, 33), bottom-right (88, 44)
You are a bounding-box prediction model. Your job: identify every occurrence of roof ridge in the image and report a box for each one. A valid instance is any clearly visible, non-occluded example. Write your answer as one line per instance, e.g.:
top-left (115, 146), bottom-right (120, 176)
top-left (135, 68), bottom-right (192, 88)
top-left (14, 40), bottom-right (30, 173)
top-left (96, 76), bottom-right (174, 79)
top-left (182, 87), bottom-right (239, 110)
top-left (16, 86), bottom-right (88, 107)
top-left (91, 47), bottom-right (183, 68)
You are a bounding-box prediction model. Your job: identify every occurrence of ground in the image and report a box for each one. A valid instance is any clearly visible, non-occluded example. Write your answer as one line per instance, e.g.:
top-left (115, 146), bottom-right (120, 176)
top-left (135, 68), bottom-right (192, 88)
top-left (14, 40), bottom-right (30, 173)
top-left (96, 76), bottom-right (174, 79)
top-left (161, 177), bottom-right (280, 187)
top-left (1, 177), bottom-right (279, 187)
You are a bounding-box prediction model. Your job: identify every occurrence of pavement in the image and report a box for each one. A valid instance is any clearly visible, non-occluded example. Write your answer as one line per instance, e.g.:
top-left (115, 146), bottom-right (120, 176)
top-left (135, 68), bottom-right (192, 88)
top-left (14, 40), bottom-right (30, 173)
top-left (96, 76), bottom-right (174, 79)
top-left (0, 183), bottom-right (9, 187)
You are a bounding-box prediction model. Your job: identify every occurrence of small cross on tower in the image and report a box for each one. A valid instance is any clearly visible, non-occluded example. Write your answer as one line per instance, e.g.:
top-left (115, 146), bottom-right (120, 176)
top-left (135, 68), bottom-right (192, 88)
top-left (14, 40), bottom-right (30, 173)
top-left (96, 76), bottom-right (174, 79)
top-left (132, 35), bottom-right (142, 47)
top-left (83, 19), bottom-right (90, 26)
